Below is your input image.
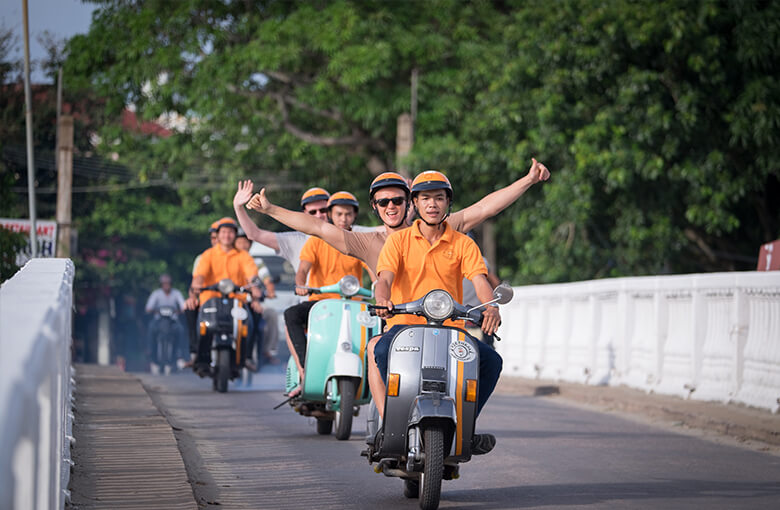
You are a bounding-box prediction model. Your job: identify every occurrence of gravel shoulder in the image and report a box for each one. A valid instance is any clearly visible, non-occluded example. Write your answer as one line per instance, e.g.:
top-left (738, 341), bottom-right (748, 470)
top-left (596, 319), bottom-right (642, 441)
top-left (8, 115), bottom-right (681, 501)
top-left (494, 376), bottom-right (780, 456)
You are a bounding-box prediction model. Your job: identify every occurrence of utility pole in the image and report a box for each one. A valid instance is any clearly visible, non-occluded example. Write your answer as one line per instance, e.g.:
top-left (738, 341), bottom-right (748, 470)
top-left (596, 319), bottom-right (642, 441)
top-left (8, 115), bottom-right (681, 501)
top-left (396, 113), bottom-right (413, 178)
top-left (56, 115), bottom-right (74, 258)
top-left (395, 68), bottom-right (418, 179)
top-left (22, 0), bottom-right (38, 257)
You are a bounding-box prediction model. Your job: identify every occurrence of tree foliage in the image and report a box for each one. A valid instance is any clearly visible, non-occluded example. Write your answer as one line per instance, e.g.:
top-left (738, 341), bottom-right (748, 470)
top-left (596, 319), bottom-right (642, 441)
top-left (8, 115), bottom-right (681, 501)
top-left (51, 0), bottom-right (780, 285)
top-left (0, 24), bottom-right (215, 296)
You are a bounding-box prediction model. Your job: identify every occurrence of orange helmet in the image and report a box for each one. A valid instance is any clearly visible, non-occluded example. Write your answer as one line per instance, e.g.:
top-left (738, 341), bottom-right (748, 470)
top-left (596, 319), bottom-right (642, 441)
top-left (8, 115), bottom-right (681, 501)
top-left (411, 171), bottom-right (452, 200)
top-left (300, 187), bottom-right (330, 209)
top-left (209, 220), bottom-right (220, 233)
top-left (213, 217), bottom-right (238, 232)
top-left (327, 191), bottom-right (359, 213)
top-left (369, 172), bottom-right (410, 200)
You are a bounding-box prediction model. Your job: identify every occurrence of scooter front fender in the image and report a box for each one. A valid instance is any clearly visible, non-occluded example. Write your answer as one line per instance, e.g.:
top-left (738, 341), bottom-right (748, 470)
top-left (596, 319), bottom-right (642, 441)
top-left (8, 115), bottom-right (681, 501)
top-left (329, 350), bottom-right (363, 378)
top-left (408, 395), bottom-right (457, 426)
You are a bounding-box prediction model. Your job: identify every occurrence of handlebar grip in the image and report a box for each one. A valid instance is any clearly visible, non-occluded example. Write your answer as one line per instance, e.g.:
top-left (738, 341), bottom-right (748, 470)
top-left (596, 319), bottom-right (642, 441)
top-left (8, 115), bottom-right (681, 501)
top-left (367, 304), bottom-right (389, 317)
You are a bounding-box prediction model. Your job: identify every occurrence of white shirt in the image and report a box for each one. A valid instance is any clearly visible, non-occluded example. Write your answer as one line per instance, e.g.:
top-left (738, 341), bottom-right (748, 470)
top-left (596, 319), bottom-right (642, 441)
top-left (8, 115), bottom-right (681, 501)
top-left (145, 288), bottom-right (185, 313)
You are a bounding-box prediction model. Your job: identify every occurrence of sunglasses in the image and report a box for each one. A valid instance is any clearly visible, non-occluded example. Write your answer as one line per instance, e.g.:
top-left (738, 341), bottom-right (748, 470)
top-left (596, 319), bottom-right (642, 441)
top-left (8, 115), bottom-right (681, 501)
top-left (307, 207), bottom-right (329, 215)
top-left (374, 197), bottom-right (406, 207)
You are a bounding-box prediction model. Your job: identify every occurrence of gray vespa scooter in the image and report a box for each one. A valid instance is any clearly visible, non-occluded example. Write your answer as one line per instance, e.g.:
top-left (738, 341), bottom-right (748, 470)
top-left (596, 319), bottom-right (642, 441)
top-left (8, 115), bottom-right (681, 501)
top-left (363, 284), bottom-right (513, 510)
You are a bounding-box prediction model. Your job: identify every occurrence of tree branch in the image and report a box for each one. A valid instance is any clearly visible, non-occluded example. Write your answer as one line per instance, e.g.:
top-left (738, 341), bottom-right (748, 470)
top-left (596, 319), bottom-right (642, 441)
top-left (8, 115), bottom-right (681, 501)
top-left (684, 228), bottom-right (717, 262)
top-left (226, 83), bottom-right (390, 152)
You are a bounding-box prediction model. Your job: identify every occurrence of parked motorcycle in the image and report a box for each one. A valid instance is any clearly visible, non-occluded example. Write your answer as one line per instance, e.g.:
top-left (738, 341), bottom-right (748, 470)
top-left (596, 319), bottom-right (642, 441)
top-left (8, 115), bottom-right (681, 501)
top-left (150, 306), bottom-right (181, 375)
top-left (197, 279), bottom-right (253, 393)
top-left (283, 275), bottom-right (381, 440)
top-left (363, 284), bottom-right (513, 510)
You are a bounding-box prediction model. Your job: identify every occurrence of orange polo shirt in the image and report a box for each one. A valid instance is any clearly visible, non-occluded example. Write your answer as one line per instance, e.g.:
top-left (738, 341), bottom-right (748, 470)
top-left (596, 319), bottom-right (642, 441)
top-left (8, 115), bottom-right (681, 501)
top-left (376, 219), bottom-right (487, 327)
top-left (194, 245), bottom-right (259, 305)
top-left (299, 236), bottom-right (366, 301)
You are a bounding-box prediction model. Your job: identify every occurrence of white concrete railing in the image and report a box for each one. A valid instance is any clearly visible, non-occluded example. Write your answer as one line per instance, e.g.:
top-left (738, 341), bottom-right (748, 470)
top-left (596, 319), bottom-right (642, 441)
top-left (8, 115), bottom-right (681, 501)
top-left (497, 271), bottom-right (780, 413)
top-left (0, 259), bottom-right (75, 510)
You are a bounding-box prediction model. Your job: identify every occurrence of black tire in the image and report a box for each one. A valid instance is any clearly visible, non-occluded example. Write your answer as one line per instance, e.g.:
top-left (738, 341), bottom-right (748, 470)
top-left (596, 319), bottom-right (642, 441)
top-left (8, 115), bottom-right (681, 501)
top-left (216, 350), bottom-right (230, 393)
top-left (419, 426), bottom-right (444, 510)
top-left (404, 479), bottom-right (420, 499)
top-left (334, 378), bottom-right (357, 440)
top-left (316, 418), bottom-right (333, 435)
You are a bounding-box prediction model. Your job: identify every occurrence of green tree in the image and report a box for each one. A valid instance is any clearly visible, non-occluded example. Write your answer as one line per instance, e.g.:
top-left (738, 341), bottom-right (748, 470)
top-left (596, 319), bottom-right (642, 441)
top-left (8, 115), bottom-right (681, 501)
top-left (65, 0), bottom-right (779, 286)
top-left (415, 0), bottom-right (779, 282)
top-left (66, 0), bottom-right (508, 211)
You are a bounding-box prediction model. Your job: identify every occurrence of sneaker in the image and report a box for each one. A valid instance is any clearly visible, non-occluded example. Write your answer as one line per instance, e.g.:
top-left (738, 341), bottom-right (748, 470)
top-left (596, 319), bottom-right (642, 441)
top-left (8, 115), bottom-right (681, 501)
top-left (471, 433), bottom-right (496, 455)
top-left (245, 359), bottom-right (257, 372)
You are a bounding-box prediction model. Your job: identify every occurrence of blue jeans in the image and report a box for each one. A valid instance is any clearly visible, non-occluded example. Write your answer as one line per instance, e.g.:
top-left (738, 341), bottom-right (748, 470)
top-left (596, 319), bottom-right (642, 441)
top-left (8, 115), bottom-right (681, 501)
top-left (374, 325), bottom-right (503, 416)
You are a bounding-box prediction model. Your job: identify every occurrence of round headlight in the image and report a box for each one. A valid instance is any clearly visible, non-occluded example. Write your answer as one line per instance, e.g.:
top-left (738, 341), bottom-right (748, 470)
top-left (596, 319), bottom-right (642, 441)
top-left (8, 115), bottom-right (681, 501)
top-left (422, 290), bottom-right (454, 321)
top-left (217, 279), bottom-right (236, 295)
top-left (339, 275), bottom-right (360, 297)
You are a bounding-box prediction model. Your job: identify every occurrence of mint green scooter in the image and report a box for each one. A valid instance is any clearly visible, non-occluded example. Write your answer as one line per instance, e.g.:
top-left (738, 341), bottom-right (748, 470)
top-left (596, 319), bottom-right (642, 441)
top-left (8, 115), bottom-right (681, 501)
top-left (284, 275), bottom-right (381, 440)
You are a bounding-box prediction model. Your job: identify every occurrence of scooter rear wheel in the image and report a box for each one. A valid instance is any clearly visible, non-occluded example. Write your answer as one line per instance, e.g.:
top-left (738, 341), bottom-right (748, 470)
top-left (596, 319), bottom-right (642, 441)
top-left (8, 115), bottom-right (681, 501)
top-left (419, 426), bottom-right (444, 510)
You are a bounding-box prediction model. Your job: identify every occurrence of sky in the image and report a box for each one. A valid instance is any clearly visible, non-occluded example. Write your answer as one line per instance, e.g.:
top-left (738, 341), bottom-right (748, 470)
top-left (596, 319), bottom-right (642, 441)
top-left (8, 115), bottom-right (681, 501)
top-left (0, 0), bottom-right (96, 83)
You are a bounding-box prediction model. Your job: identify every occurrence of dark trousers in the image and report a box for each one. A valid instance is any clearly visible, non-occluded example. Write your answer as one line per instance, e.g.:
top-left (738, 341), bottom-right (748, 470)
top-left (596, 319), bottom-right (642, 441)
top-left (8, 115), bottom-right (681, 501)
top-left (374, 325), bottom-right (503, 416)
top-left (283, 300), bottom-right (317, 365)
top-left (185, 307), bottom-right (199, 354)
top-left (147, 315), bottom-right (184, 363)
top-left (248, 310), bottom-right (266, 363)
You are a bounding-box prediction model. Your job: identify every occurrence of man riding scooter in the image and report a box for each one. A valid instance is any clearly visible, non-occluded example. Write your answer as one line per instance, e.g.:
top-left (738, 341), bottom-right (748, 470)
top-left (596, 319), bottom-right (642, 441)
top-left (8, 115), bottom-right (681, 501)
top-left (186, 217), bottom-right (264, 374)
top-left (284, 191), bottom-right (370, 397)
top-left (373, 171), bottom-right (502, 455)
top-left (145, 273), bottom-right (186, 373)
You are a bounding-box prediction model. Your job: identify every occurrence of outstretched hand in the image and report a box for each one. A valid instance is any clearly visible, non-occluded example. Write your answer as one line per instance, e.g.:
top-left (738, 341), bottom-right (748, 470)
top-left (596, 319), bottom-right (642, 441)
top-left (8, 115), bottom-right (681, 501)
top-left (247, 188), bottom-right (272, 213)
top-left (233, 180), bottom-right (255, 208)
top-left (527, 158), bottom-right (551, 184)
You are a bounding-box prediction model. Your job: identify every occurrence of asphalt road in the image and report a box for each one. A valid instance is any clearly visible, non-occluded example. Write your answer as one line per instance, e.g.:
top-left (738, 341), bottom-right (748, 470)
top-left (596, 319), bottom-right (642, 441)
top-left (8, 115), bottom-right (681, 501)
top-left (139, 370), bottom-right (780, 510)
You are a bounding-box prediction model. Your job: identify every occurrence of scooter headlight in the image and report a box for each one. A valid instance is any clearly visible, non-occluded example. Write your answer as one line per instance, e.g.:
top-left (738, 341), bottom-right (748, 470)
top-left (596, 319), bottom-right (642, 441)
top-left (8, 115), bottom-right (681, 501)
top-left (339, 275), bottom-right (360, 297)
top-left (422, 290), bottom-right (454, 321)
top-left (217, 279), bottom-right (235, 295)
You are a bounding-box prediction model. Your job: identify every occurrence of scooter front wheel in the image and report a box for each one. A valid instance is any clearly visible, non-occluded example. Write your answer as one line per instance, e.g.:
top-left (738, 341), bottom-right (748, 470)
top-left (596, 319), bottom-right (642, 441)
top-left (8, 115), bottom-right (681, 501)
top-left (215, 350), bottom-right (230, 393)
top-left (419, 426), bottom-right (444, 510)
top-left (334, 378), bottom-right (357, 440)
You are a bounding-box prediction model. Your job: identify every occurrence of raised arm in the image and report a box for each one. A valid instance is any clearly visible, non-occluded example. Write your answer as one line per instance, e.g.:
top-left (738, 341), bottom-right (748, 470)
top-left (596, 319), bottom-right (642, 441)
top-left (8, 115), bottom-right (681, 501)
top-left (233, 180), bottom-right (280, 251)
top-left (247, 188), bottom-right (349, 254)
top-left (457, 158), bottom-right (550, 232)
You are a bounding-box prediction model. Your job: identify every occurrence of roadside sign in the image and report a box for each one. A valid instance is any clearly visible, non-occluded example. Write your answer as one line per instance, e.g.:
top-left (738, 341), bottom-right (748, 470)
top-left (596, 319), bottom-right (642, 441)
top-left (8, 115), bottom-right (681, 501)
top-left (757, 240), bottom-right (780, 271)
top-left (0, 218), bottom-right (58, 266)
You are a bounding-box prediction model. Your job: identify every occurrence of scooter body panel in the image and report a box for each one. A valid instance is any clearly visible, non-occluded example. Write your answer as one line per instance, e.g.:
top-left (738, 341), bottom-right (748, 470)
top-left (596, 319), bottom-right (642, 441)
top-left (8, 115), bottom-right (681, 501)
top-left (291, 299), bottom-right (380, 404)
top-left (381, 326), bottom-right (479, 462)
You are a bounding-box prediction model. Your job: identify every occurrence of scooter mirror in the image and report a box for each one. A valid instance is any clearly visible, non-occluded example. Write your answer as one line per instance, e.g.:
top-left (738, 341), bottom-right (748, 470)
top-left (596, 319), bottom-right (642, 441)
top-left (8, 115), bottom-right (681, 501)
top-left (493, 283), bottom-right (514, 305)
